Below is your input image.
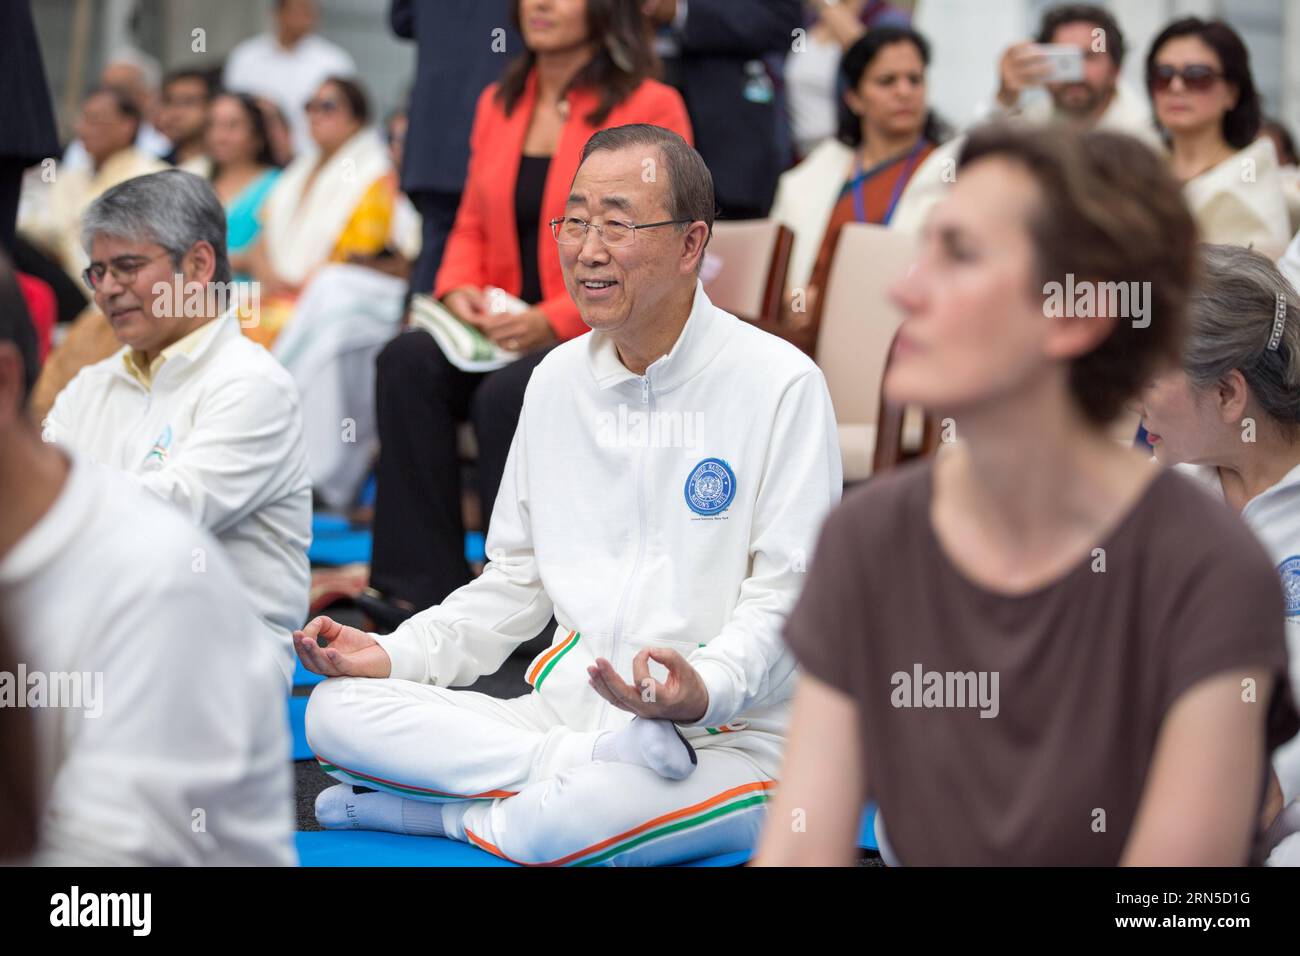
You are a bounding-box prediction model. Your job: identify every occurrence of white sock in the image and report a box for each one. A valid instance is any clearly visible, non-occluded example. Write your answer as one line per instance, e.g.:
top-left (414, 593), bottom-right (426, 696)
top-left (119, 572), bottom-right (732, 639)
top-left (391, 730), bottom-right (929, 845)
top-left (314, 784), bottom-right (446, 837)
top-left (592, 716), bottom-right (698, 780)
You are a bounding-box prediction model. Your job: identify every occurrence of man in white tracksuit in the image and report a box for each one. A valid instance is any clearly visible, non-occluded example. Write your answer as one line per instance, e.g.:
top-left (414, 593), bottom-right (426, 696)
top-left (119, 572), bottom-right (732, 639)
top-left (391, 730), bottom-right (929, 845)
top-left (299, 124), bottom-right (843, 865)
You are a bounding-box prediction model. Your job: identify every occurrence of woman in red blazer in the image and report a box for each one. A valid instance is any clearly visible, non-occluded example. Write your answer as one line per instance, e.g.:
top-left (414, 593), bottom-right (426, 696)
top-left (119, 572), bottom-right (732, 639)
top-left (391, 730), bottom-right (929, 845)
top-left (368, 0), bottom-right (693, 621)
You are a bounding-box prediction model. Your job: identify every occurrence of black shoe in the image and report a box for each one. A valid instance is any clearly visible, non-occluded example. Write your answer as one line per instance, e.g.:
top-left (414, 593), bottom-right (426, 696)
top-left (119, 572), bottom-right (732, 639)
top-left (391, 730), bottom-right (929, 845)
top-left (355, 589), bottom-right (418, 633)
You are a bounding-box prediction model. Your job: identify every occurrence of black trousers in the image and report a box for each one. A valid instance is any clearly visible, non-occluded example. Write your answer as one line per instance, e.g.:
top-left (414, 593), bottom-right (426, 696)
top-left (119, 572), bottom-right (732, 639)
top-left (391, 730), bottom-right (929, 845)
top-left (408, 189), bottom-right (463, 298)
top-left (370, 328), bottom-right (554, 608)
top-left (0, 157), bottom-right (24, 255)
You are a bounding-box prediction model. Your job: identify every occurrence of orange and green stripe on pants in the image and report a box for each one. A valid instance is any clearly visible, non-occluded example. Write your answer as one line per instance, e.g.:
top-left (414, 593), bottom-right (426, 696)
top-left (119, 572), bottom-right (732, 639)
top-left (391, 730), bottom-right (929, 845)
top-left (315, 756), bottom-right (518, 802)
top-left (463, 779), bottom-right (776, 866)
top-left (527, 630), bottom-right (580, 690)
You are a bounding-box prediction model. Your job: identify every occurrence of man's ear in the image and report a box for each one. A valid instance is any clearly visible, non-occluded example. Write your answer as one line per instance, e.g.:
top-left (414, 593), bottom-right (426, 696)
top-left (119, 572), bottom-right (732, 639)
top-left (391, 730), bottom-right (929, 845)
top-left (680, 221), bottom-right (710, 276)
top-left (183, 241), bottom-right (218, 285)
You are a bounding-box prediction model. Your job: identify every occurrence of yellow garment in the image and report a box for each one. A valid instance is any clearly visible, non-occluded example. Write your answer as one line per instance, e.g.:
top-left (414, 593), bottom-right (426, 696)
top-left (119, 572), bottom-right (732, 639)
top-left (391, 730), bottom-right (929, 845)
top-left (123, 318), bottom-right (221, 390)
top-left (243, 175), bottom-right (394, 350)
top-left (330, 174), bottom-right (396, 262)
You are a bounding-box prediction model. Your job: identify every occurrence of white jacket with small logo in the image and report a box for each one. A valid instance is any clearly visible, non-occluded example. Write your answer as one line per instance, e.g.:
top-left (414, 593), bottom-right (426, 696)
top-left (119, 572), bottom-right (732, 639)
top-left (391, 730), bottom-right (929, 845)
top-left (44, 312), bottom-right (311, 688)
top-left (375, 283), bottom-right (843, 776)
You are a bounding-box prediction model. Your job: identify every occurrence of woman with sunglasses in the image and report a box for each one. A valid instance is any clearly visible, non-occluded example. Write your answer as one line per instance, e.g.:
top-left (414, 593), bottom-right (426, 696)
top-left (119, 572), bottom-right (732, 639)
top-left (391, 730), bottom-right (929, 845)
top-left (362, 0), bottom-right (691, 627)
top-left (243, 75), bottom-right (396, 348)
top-left (1147, 17), bottom-right (1290, 250)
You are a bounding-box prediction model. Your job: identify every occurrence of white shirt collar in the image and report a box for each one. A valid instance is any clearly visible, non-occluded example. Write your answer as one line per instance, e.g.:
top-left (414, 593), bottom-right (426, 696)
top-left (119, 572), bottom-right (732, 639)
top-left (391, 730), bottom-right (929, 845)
top-left (586, 281), bottom-right (732, 393)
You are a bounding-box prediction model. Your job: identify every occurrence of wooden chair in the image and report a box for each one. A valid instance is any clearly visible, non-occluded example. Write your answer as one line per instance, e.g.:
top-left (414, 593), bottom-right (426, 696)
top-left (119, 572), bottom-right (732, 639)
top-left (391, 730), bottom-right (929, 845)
top-left (811, 223), bottom-right (917, 483)
top-left (703, 220), bottom-right (794, 326)
top-left (871, 328), bottom-right (943, 474)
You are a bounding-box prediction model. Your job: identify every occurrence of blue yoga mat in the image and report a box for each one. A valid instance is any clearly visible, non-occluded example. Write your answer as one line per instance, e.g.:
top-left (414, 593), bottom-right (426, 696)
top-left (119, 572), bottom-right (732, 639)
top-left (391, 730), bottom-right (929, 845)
top-left (309, 516), bottom-right (485, 568)
top-left (294, 830), bottom-right (750, 867)
top-left (293, 658), bottom-right (326, 688)
top-left (465, 530), bottom-right (486, 564)
top-left (859, 804), bottom-right (878, 851)
top-left (288, 695), bottom-right (312, 761)
top-left (357, 474), bottom-right (377, 509)
top-left (308, 529), bottom-right (372, 567)
top-left (296, 830), bottom-right (517, 867)
top-left (312, 513), bottom-right (351, 535)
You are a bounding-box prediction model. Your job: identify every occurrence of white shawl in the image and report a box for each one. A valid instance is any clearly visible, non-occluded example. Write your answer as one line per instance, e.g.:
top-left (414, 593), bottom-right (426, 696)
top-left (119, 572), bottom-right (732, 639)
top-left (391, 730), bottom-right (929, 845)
top-left (261, 129), bottom-right (391, 284)
top-left (1184, 136), bottom-right (1292, 251)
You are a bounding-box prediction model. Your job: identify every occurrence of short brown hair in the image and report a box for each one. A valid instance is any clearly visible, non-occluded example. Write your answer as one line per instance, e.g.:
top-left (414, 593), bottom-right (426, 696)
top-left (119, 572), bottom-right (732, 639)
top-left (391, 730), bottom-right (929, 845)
top-left (959, 124), bottom-right (1198, 426)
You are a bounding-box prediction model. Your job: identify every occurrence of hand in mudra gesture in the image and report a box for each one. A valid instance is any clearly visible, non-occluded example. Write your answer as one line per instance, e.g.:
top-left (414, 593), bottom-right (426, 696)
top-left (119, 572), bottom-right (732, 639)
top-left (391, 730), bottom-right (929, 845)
top-left (587, 647), bottom-right (709, 723)
top-left (293, 615), bottom-right (392, 678)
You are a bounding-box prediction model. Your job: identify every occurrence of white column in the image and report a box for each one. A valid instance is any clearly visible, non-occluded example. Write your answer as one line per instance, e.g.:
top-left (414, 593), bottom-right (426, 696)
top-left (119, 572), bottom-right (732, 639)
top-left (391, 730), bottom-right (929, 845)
top-left (1284, 0), bottom-right (1300, 140)
top-left (1174, 0), bottom-right (1219, 18)
top-left (1109, 0), bottom-right (1174, 96)
top-left (99, 0), bottom-right (135, 62)
top-left (158, 0), bottom-right (266, 68)
top-left (913, 0), bottom-right (1033, 128)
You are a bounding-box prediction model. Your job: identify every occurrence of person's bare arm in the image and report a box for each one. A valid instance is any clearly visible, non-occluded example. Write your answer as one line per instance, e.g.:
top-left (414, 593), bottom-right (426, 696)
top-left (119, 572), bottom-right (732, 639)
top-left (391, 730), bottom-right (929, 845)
top-left (818, 3), bottom-right (866, 49)
top-left (996, 41), bottom-right (1052, 109)
top-left (753, 672), bottom-right (864, 866)
top-left (1122, 670), bottom-right (1268, 866)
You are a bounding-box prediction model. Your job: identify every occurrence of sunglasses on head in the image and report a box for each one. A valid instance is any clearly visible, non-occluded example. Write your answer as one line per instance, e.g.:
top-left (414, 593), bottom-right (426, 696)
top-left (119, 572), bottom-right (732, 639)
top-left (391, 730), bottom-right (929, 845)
top-left (1149, 63), bottom-right (1223, 92)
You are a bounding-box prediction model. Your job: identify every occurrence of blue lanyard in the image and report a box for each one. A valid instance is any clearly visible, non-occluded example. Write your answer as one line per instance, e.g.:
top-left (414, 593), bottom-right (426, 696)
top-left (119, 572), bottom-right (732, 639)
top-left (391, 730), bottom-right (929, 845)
top-left (851, 139), bottom-right (926, 226)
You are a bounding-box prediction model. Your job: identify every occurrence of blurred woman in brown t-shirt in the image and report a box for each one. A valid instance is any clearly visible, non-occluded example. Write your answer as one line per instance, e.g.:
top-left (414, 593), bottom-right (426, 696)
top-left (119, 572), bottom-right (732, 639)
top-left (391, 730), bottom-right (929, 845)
top-left (756, 124), bottom-right (1299, 866)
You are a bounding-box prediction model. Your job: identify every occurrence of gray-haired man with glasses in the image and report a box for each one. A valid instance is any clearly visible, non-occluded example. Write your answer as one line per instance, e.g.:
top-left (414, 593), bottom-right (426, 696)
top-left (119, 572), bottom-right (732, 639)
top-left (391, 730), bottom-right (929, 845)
top-left (299, 124), bottom-right (842, 866)
top-left (43, 169), bottom-right (310, 690)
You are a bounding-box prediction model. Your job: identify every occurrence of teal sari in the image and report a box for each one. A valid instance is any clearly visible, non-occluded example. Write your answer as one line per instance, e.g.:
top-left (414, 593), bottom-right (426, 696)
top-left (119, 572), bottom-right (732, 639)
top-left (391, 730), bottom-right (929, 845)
top-left (225, 168), bottom-right (280, 281)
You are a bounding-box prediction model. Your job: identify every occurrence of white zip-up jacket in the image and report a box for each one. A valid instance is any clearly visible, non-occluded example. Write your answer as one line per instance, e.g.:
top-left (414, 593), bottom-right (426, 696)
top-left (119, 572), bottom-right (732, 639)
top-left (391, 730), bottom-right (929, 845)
top-left (375, 283), bottom-right (843, 774)
top-left (1177, 461), bottom-right (1300, 800)
top-left (44, 311), bottom-right (312, 687)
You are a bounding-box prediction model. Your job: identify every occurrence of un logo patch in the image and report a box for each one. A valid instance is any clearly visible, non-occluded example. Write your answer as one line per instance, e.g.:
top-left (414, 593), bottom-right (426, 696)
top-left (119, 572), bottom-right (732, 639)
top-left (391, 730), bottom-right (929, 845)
top-left (1280, 556), bottom-right (1300, 618)
top-left (685, 457), bottom-right (736, 516)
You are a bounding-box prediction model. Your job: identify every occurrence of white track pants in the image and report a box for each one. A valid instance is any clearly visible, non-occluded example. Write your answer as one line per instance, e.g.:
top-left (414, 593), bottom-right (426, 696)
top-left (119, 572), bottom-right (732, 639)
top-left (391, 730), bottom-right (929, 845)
top-left (305, 676), bottom-right (778, 866)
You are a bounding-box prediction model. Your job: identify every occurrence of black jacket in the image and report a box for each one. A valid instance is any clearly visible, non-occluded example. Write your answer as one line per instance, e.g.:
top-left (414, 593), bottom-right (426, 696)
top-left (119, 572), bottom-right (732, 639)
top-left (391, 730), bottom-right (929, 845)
top-left (664, 0), bottom-right (800, 218)
top-left (0, 0), bottom-right (59, 164)
top-left (391, 0), bottom-right (518, 195)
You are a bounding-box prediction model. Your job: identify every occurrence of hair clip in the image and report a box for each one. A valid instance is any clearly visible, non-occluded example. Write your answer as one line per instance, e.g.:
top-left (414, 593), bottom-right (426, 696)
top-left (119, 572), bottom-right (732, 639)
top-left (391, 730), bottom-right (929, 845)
top-left (1267, 292), bottom-right (1287, 352)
